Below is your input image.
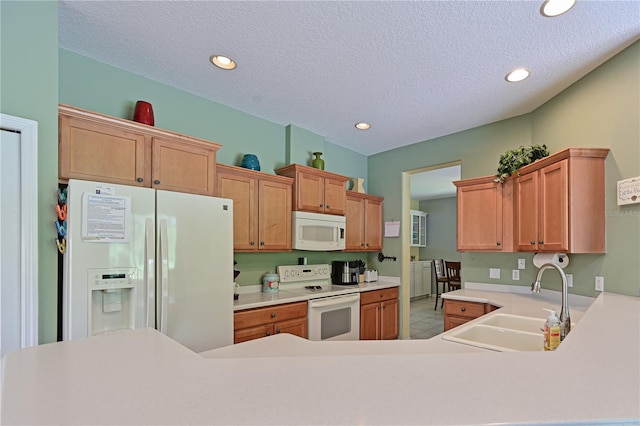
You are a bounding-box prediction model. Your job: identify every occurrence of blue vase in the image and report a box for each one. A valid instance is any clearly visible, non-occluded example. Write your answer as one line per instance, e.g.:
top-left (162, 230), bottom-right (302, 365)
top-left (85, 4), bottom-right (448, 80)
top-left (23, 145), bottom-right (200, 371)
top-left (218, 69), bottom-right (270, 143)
top-left (241, 154), bottom-right (260, 171)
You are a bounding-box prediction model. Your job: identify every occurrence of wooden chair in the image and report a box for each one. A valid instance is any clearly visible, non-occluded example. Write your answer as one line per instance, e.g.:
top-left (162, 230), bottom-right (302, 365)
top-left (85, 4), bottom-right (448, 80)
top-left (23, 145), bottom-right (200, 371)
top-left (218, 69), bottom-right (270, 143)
top-left (445, 261), bottom-right (462, 292)
top-left (432, 259), bottom-right (449, 310)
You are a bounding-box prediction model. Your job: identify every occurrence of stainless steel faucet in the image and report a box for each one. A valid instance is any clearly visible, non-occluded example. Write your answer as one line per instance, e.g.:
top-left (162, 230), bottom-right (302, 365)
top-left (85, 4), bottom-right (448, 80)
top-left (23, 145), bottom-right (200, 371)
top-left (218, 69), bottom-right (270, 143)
top-left (531, 262), bottom-right (571, 340)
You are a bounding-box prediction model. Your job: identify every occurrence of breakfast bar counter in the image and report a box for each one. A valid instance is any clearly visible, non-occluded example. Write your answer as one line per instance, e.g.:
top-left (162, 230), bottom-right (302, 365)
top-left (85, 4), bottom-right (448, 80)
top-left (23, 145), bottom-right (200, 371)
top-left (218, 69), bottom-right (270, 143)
top-left (2, 289), bottom-right (639, 425)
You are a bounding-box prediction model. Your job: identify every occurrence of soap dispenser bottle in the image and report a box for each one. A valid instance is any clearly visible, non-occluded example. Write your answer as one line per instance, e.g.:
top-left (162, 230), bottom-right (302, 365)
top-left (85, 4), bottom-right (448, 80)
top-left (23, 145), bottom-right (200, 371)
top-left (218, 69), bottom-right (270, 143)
top-left (544, 309), bottom-right (561, 351)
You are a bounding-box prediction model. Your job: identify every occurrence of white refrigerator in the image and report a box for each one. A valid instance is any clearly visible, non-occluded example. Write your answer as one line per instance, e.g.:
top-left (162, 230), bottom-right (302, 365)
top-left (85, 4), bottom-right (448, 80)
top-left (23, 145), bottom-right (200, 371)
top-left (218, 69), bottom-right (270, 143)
top-left (63, 179), bottom-right (234, 352)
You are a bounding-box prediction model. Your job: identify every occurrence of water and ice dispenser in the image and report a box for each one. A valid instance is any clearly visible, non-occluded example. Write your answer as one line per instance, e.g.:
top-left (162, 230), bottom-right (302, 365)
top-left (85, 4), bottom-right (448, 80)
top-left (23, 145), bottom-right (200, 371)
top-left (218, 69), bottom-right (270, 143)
top-left (88, 268), bottom-right (137, 335)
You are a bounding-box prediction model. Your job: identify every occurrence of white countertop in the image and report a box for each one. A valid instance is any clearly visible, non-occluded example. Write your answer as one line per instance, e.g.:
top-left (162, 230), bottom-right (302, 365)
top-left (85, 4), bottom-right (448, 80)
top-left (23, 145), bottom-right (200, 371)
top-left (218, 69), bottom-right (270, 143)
top-left (2, 289), bottom-right (639, 425)
top-left (234, 277), bottom-right (400, 311)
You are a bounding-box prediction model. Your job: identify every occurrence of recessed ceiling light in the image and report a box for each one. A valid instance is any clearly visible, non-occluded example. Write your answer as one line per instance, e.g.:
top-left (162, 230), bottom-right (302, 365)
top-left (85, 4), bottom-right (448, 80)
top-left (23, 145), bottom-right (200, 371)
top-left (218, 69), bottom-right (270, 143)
top-left (505, 68), bottom-right (530, 83)
top-left (355, 122), bottom-right (371, 130)
top-left (540, 0), bottom-right (576, 17)
top-left (210, 55), bottom-right (236, 70)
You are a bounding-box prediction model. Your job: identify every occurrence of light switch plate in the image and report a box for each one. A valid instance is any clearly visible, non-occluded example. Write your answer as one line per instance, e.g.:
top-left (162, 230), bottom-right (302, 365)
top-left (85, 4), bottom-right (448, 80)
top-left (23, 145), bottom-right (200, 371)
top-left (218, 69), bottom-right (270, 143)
top-left (490, 268), bottom-right (500, 279)
top-left (518, 259), bottom-right (526, 269)
top-left (512, 270), bottom-right (520, 280)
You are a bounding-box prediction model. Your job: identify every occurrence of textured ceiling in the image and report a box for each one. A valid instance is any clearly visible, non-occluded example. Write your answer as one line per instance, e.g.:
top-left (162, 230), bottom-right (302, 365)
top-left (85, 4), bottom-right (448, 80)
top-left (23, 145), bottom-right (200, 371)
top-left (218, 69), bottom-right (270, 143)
top-left (59, 1), bottom-right (640, 156)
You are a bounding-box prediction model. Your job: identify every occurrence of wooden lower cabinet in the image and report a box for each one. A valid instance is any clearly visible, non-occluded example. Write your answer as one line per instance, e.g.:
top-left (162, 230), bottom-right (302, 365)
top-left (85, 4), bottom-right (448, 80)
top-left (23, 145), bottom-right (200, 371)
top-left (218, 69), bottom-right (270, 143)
top-left (360, 287), bottom-right (399, 340)
top-left (443, 299), bottom-right (498, 331)
top-left (233, 301), bottom-right (307, 344)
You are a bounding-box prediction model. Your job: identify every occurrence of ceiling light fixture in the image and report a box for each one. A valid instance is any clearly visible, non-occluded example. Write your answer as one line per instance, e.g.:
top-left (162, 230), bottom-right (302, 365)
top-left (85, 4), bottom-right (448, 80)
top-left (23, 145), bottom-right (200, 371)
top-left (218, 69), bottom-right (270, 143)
top-left (540, 0), bottom-right (576, 17)
top-left (355, 122), bottom-right (371, 130)
top-left (210, 55), bottom-right (236, 70)
top-left (505, 68), bottom-right (530, 83)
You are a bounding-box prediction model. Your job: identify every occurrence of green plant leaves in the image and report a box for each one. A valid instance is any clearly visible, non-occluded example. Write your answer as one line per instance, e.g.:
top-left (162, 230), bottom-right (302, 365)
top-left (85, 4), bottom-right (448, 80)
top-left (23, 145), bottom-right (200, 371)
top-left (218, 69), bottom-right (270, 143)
top-left (494, 144), bottom-right (549, 182)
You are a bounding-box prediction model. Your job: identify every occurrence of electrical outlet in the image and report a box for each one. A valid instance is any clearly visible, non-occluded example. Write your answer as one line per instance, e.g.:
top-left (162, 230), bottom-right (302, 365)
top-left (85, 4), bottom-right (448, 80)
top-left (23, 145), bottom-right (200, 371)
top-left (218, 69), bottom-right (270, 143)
top-left (490, 268), bottom-right (500, 279)
top-left (595, 276), bottom-right (604, 292)
top-left (518, 259), bottom-right (526, 270)
top-left (566, 273), bottom-right (573, 288)
top-left (512, 270), bottom-right (520, 280)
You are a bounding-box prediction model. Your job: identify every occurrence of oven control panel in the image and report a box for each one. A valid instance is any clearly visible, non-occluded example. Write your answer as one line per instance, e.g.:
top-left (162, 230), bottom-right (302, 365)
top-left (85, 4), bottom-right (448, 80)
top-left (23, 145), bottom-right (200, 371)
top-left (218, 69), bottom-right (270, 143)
top-left (278, 264), bottom-right (331, 282)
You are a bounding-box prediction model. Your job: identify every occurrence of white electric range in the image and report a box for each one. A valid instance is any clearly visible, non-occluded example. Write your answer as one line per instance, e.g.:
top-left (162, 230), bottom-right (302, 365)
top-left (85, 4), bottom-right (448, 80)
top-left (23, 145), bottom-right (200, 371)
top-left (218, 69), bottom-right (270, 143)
top-left (277, 264), bottom-right (360, 341)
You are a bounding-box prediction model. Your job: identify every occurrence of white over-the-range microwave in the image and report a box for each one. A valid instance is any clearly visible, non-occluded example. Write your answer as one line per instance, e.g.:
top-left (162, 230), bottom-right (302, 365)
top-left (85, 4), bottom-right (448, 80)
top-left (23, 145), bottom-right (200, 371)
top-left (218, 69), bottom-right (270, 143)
top-left (292, 211), bottom-right (346, 251)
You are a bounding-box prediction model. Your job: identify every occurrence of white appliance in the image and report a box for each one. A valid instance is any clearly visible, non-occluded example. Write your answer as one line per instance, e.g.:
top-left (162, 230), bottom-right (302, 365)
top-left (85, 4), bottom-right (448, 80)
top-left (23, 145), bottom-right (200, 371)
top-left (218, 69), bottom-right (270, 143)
top-left (291, 211), bottom-right (346, 251)
top-left (278, 264), bottom-right (360, 341)
top-left (63, 179), bottom-right (234, 352)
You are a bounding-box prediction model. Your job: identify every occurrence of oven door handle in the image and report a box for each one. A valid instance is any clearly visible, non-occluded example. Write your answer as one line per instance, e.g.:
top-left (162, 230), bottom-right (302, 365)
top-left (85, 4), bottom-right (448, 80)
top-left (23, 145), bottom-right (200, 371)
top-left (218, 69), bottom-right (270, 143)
top-left (309, 293), bottom-right (360, 308)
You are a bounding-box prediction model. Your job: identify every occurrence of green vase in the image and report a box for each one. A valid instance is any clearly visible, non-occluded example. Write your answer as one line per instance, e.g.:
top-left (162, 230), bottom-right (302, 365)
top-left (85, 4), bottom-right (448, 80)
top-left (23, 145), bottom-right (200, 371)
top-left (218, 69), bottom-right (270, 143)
top-left (312, 152), bottom-right (325, 170)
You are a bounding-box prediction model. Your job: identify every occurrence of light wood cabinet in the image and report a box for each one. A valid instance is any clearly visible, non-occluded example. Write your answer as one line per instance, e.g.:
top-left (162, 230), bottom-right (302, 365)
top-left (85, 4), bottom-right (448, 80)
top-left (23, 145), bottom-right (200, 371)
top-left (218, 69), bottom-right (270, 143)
top-left (360, 287), bottom-right (399, 340)
top-left (59, 104), bottom-right (219, 196)
top-left (515, 148), bottom-right (609, 253)
top-left (233, 301), bottom-right (307, 344)
top-left (344, 191), bottom-right (383, 251)
top-left (217, 164), bottom-right (293, 252)
top-left (275, 164), bottom-right (349, 215)
top-left (443, 299), bottom-right (497, 331)
top-left (410, 210), bottom-right (428, 247)
top-left (454, 176), bottom-right (514, 252)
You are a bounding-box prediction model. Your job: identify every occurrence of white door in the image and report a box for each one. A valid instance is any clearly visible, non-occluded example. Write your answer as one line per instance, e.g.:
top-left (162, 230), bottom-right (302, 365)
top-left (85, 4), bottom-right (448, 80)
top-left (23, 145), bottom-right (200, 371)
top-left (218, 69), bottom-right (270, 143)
top-left (0, 115), bottom-right (38, 367)
top-left (156, 191), bottom-right (234, 352)
top-left (1, 129), bottom-right (22, 359)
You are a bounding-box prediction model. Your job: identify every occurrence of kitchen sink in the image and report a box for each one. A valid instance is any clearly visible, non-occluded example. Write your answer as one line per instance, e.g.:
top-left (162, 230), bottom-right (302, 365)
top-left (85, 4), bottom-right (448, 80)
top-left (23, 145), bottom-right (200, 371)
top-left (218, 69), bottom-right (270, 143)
top-left (442, 313), bottom-right (547, 352)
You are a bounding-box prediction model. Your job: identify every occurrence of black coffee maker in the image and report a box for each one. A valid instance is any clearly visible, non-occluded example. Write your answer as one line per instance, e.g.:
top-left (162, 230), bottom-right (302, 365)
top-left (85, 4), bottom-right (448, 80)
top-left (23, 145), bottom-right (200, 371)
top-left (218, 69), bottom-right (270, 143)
top-left (331, 261), bottom-right (360, 285)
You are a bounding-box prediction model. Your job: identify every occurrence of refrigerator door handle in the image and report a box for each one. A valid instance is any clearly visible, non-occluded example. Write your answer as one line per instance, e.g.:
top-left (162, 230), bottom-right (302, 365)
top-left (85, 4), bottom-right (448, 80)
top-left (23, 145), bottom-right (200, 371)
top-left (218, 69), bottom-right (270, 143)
top-left (145, 218), bottom-right (155, 328)
top-left (159, 219), bottom-right (170, 335)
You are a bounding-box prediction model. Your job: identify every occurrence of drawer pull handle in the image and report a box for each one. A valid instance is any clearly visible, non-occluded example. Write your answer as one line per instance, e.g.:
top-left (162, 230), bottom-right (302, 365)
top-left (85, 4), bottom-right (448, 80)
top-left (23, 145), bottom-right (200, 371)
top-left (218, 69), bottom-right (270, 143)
top-left (270, 313), bottom-right (276, 318)
top-left (460, 307), bottom-right (466, 312)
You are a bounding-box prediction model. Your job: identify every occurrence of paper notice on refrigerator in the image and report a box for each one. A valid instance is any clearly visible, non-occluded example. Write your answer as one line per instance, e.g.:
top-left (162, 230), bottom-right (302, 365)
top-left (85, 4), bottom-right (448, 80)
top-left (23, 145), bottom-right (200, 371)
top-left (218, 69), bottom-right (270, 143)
top-left (81, 193), bottom-right (131, 242)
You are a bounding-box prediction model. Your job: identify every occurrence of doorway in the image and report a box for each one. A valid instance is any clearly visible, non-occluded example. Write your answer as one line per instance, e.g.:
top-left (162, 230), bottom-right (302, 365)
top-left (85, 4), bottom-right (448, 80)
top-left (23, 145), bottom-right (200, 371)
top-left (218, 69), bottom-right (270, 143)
top-left (406, 163), bottom-right (460, 339)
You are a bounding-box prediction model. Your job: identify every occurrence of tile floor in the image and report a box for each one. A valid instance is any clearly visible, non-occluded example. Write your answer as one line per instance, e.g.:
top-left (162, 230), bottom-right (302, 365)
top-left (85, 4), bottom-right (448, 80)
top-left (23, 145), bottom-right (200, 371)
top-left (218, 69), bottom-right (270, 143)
top-left (410, 296), bottom-right (445, 339)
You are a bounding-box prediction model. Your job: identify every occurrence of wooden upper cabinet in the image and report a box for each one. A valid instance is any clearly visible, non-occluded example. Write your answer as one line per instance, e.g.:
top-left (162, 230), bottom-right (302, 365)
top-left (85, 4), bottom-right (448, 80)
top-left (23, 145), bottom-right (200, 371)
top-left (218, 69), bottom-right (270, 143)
top-left (275, 164), bottom-right (349, 215)
top-left (151, 137), bottom-right (216, 196)
top-left (515, 148), bottom-right (609, 253)
top-left (217, 164), bottom-right (292, 252)
top-left (59, 110), bottom-right (150, 187)
top-left (345, 191), bottom-right (383, 251)
top-left (454, 176), bottom-right (514, 252)
top-left (58, 104), bottom-right (220, 196)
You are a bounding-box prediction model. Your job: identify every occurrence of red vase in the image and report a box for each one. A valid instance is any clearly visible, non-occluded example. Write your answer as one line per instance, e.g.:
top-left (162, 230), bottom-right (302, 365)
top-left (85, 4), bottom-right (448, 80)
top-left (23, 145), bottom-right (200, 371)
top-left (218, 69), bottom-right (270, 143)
top-left (133, 101), bottom-right (154, 126)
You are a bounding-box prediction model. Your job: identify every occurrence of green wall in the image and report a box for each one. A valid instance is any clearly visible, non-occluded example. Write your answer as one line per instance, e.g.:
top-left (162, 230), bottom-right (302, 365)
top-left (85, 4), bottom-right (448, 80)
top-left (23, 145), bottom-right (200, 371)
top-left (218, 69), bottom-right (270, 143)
top-left (1, 1), bottom-right (59, 344)
top-left (369, 41), bottom-right (640, 302)
top-left (419, 197), bottom-right (459, 262)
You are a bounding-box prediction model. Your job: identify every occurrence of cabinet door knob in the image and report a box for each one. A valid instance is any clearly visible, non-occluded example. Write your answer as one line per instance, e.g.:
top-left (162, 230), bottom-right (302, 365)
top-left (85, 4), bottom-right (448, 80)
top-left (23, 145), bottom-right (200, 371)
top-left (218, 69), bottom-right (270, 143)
top-left (266, 331), bottom-right (271, 336)
top-left (275, 329), bottom-right (281, 334)
top-left (154, 180), bottom-right (160, 185)
top-left (137, 177), bottom-right (144, 183)
top-left (530, 241), bottom-right (536, 245)
top-left (319, 204), bottom-right (323, 208)
top-left (461, 307), bottom-right (466, 312)
top-left (270, 313), bottom-right (276, 318)
top-left (250, 241), bottom-right (255, 246)
top-left (539, 240), bottom-right (544, 244)
top-left (326, 205), bottom-right (330, 209)
top-left (496, 241), bottom-right (501, 246)
top-left (260, 241), bottom-right (265, 246)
